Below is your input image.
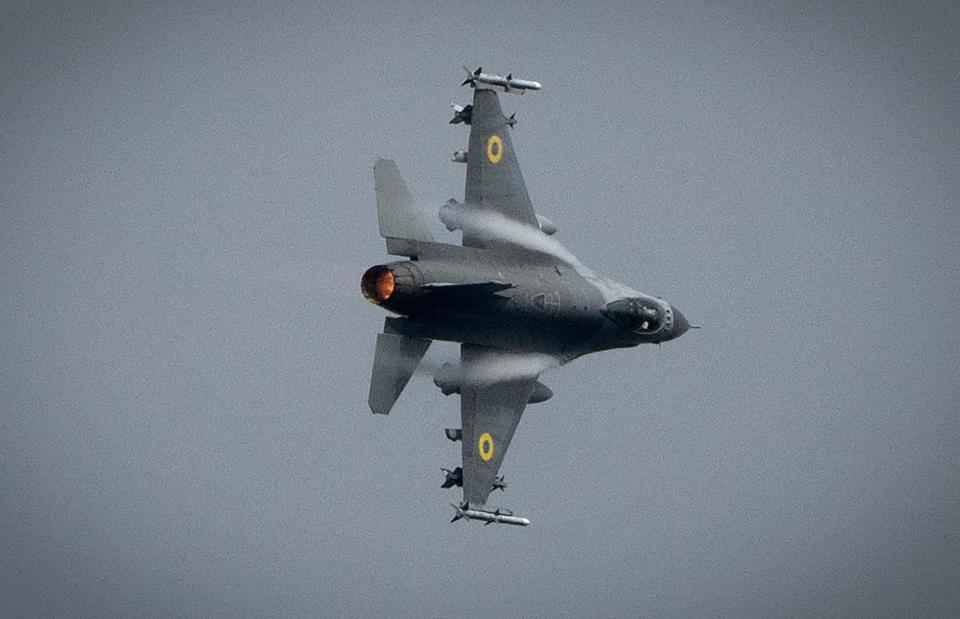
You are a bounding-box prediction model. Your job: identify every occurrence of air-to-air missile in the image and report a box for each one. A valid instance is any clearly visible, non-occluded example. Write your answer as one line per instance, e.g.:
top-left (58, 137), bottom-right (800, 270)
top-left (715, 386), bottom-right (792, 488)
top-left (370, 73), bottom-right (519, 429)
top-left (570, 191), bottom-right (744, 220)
top-left (450, 503), bottom-right (530, 526)
top-left (441, 467), bottom-right (463, 488)
top-left (449, 103), bottom-right (473, 125)
top-left (442, 467), bottom-right (506, 492)
top-left (461, 66), bottom-right (542, 94)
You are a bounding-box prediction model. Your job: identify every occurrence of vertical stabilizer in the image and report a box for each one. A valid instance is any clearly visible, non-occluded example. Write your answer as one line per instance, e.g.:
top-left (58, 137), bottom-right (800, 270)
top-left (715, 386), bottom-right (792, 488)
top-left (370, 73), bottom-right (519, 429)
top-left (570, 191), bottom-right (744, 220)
top-left (374, 159), bottom-right (433, 244)
top-left (368, 331), bottom-right (431, 415)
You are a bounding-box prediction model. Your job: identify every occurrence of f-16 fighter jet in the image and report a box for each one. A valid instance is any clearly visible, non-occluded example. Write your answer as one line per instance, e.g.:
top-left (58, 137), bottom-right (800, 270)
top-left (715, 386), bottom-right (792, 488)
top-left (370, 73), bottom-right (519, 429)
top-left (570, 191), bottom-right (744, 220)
top-left (362, 69), bottom-right (691, 526)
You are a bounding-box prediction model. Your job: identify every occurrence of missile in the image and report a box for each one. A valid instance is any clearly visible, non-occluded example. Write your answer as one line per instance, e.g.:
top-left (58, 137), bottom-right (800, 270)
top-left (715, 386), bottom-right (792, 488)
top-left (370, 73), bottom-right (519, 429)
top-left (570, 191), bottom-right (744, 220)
top-left (444, 428), bottom-right (462, 442)
top-left (449, 103), bottom-right (472, 125)
top-left (441, 467), bottom-right (463, 488)
top-left (443, 467), bottom-right (505, 492)
top-left (461, 66), bottom-right (541, 94)
top-left (450, 503), bottom-right (530, 526)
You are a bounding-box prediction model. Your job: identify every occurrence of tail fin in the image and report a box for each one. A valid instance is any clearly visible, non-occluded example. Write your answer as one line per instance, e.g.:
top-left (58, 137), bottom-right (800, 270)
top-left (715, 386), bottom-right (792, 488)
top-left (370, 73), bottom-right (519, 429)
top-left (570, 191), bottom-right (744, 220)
top-left (374, 159), bottom-right (433, 245)
top-left (368, 330), bottom-right (431, 415)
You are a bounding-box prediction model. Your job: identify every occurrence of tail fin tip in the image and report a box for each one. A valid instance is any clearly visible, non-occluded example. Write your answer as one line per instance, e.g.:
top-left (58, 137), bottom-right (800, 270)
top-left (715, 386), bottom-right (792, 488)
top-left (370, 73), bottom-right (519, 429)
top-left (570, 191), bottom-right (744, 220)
top-left (373, 159), bottom-right (433, 244)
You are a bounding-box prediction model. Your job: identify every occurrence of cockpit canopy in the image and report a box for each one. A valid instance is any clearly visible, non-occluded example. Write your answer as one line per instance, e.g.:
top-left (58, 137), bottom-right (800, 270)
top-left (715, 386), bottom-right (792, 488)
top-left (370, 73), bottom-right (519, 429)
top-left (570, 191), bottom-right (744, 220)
top-left (604, 298), bottom-right (664, 333)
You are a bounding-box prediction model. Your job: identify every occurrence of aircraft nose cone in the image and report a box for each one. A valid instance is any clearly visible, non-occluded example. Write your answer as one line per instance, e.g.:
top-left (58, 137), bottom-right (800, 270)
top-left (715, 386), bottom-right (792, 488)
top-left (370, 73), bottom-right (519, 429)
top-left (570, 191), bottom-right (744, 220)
top-left (672, 308), bottom-right (690, 338)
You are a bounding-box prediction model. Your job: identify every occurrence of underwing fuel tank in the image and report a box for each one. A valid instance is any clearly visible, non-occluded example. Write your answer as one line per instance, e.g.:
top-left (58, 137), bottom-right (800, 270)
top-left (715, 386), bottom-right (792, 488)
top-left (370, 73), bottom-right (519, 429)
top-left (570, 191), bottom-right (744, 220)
top-left (433, 363), bottom-right (553, 403)
top-left (536, 215), bottom-right (557, 235)
top-left (450, 503), bottom-right (530, 526)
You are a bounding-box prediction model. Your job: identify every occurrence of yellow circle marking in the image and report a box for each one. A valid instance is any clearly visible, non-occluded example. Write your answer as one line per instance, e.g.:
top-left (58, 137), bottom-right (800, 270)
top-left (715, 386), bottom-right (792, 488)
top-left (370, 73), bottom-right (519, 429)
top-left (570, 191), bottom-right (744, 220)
top-left (478, 432), bottom-right (495, 461)
top-left (486, 135), bottom-right (503, 164)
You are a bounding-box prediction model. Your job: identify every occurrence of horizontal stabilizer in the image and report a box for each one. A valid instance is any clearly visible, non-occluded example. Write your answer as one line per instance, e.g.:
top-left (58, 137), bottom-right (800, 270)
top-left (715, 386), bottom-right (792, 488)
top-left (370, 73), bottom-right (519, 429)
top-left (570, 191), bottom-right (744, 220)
top-left (368, 331), bottom-right (431, 415)
top-left (374, 159), bottom-right (433, 245)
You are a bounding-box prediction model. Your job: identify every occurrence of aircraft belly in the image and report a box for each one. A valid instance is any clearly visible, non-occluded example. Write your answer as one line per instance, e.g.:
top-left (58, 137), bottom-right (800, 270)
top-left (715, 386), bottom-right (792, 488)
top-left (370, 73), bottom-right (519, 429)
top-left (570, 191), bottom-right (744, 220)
top-left (398, 260), bottom-right (605, 352)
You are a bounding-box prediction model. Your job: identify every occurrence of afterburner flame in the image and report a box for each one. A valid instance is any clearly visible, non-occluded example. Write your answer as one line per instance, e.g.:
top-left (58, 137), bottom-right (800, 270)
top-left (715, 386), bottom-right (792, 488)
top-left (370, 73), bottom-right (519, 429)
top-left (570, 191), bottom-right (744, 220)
top-left (361, 266), bottom-right (395, 304)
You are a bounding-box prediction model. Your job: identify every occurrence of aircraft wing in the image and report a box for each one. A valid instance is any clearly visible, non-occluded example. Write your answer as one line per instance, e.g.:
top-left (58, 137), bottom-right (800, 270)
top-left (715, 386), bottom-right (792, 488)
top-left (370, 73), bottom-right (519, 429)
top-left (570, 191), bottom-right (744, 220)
top-left (459, 343), bottom-right (538, 508)
top-left (462, 89), bottom-right (539, 247)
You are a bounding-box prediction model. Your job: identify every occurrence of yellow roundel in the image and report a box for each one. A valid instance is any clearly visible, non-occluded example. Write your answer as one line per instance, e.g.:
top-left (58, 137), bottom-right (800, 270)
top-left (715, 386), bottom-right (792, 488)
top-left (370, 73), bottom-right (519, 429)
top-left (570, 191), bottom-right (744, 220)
top-left (478, 432), bottom-right (495, 461)
top-left (486, 135), bottom-right (503, 164)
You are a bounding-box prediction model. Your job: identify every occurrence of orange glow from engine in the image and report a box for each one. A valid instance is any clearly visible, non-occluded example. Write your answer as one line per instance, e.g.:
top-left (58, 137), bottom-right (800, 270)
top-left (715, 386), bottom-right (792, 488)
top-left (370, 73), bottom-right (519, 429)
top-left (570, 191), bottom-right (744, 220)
top-left (375, 270), bottom-right (394, 300)
top-left (361, 266), bottom-right (395, 304)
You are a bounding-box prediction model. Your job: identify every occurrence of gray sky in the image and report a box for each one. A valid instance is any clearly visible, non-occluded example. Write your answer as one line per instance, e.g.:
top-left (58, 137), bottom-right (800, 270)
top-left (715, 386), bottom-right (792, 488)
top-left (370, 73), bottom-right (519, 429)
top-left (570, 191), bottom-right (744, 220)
top-left (2, 1), bottom-right (958, 616)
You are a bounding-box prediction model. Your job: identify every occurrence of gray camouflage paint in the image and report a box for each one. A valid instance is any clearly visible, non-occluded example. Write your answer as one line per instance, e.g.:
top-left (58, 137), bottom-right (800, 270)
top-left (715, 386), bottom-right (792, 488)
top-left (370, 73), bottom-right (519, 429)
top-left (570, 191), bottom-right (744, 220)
top-left (363, 86), bottom-right (688, 510)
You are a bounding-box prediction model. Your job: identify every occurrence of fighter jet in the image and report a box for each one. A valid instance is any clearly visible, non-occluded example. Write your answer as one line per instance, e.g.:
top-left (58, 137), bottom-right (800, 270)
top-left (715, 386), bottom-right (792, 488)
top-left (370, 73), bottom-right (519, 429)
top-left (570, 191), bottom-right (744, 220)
top-left (362, 69), bottom-right (691, 526)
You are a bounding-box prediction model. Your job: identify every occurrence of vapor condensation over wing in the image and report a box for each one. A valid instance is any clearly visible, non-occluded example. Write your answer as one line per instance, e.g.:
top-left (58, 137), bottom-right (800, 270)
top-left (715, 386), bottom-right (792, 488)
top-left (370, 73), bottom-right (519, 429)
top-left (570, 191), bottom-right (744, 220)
top-left (438, 202), bottom-right (581, 267)
top-left (461, 351), bottom-right (561, 385)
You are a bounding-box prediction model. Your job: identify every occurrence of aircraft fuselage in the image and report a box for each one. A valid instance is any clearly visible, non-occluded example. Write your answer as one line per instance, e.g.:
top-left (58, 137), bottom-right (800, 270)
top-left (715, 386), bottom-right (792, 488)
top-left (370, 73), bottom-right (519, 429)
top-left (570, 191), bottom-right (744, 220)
top-left (362, 240), bottom-right (688, 361)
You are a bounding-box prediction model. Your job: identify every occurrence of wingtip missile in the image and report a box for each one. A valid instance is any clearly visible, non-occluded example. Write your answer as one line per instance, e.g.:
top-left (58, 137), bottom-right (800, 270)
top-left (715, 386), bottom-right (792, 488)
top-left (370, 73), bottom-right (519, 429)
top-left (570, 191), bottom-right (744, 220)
top-left (460, 66), bottom-right (481, 87)
top-left (461, 66), bottom-right (541, 94)
top-left (449, 503), bottom-right (530, 526)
